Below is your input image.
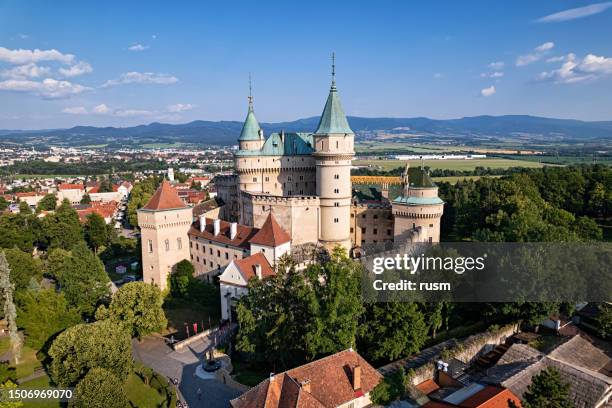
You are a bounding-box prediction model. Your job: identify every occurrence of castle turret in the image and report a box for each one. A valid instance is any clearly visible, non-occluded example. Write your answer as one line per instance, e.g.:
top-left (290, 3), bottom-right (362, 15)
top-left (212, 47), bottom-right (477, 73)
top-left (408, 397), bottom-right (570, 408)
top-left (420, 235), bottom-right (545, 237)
top-left (238, 81), bottom-right (264, 151)
top-left (392, 163), bottom-right (444, 243)
top-left (313, 54), bottom-right (355, 252)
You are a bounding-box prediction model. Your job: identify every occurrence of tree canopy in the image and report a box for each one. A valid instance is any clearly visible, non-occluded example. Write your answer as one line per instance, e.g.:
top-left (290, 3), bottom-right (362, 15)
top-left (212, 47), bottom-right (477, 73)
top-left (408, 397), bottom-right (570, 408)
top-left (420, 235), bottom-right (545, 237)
top-left (516, 367), bottom-right (574, 408)
top-left (42, 199), bottom-right (83, 250)
top-left (69, 367), bottom-right (129, 408)
top-left (37, 193), bottom-right (57, 212)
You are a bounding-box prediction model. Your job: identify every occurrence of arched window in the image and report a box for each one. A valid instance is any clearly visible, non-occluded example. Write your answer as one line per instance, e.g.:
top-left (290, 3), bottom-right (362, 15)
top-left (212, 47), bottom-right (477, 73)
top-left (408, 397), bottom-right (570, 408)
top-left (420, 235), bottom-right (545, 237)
top-left (165, 239), bottom-right (170, 251)
top-left (177, 238), bottom-right (182, 250)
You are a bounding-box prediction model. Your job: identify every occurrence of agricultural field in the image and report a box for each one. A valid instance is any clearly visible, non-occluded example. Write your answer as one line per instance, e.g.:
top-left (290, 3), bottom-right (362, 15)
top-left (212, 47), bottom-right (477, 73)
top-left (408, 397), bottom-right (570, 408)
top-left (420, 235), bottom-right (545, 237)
top-left (353, 158), bottom-right (553, 172)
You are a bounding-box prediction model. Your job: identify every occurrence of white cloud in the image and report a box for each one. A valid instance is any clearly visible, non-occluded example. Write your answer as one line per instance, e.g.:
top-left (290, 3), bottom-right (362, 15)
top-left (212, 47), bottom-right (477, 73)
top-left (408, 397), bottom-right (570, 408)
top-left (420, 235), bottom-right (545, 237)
top-left (92, 104), bottom-right (110, 114)
top-left (546, 56), bottom-right (566, 63)
top-left (62, 106), bottom-right (88, 115)
top-left (490, 72), bottom-right (504, 78)
top-left (18, 34), bottom-right (29, 40)
top-left (488, 61), bottom-right (505, 70)
top-left (58, 61), bottom-right (92, 77)
top-left (0, 47), bottom-right (75, 65)
top-left (0, 78), bottom-right (91, 99)
top-left (433, 73), bottom-right (443, 79)
top-left (114, 109), bottom-right (155, 117)
top-left (167, 103), bottom-right (194, 113)
top-left (103, 71), bottom-right (179, 87)
top-left (1, 63), bottom-right (51, 79)
top-left (480, 85), bottom-right (496, 97)
top-left (516, 42), bottom-right (555, 66)
top-left (538, 53), bottom-right (612, 84)
top-left (536, 2), bottom-right (612, 23)
top-left (128, 43), bottom-right (149, 52)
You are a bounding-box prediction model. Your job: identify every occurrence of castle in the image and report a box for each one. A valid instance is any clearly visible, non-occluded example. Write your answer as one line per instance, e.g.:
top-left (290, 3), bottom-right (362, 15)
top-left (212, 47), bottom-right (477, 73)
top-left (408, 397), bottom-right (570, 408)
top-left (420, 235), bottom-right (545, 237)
top-left (137, 64), bottom-right (444, 291)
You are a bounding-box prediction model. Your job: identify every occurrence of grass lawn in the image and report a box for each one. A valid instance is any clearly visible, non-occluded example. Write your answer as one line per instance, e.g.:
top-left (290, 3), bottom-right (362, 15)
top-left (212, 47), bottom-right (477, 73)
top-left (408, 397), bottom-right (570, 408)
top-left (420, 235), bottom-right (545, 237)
top-left (14, 346), bottom-right (43, 379)
top-left (163, 299), bottom-right (220, 340)
top-left (125, 373), bottom-right (165, 408)
top-left (0, 336), bottom-right (10, 357)
top-left (20, 374), bottom-right (61, 408)
top-left (354, 158), bottom-right (552, 172)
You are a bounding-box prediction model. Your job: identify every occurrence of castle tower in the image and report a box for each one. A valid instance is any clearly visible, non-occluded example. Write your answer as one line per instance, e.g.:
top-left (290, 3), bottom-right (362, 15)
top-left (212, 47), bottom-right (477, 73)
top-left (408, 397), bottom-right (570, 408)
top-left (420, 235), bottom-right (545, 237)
top-left (137, 181), bottom-right (192, 290)
top-left (238, 78), bottom-right (264, 152)
top-left (313, 55), bottom-right (355, 252)
top-left (392, 163), bottom-right (444, 243)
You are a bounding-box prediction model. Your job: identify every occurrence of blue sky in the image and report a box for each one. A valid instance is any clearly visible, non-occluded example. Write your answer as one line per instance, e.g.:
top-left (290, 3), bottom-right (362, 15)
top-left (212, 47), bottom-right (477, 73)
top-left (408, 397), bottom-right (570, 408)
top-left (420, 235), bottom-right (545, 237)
top-left (1, 0), bottom-right (612, 129)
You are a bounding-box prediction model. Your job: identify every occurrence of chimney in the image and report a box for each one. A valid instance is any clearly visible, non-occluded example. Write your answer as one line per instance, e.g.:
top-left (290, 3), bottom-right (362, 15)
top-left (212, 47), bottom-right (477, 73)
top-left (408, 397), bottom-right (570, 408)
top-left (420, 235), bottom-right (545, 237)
top-left (255, 264), bottom-right (262, 280)
top-left (352, 365), bottom-right (361, 391)
top-left (199, 215), bottom-right (206, 232)
top-left (213, 219), bottom-right (221, 236)
top-left (381, 183), bottom-right (389, 199)
top-left (230, 222), bottom-right (238, 239)
top-left (301, 379), bottom-right (311, 394)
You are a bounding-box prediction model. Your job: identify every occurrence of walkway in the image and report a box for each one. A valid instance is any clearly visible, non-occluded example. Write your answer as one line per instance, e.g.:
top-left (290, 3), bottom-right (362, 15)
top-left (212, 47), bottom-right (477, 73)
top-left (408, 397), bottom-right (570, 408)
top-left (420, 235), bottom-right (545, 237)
top-left (132, 334), bottom-right (242, 408)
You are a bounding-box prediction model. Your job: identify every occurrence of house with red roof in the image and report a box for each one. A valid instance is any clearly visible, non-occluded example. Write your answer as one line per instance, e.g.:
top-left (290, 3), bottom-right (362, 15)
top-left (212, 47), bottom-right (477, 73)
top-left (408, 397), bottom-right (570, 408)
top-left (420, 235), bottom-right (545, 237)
top-left (231, 349), bottom-right (382, 408)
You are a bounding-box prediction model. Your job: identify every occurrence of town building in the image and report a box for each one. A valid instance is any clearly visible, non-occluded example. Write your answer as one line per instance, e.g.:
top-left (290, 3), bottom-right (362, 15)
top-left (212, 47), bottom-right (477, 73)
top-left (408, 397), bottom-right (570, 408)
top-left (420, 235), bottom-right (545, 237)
top-left (230, 349), bottom-right (382, 408)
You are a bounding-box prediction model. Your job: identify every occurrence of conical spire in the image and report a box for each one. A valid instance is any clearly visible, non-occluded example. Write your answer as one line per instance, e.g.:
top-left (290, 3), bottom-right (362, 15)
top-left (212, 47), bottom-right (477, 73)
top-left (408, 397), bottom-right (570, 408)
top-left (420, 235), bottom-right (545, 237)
top-left (314, 53), bottom-right (353, 135)
top-left (239, 75), bottom-right (263, 141)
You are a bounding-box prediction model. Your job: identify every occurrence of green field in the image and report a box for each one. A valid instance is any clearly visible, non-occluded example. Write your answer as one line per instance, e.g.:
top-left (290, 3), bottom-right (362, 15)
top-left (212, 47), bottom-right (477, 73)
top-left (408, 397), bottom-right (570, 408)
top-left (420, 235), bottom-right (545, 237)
top-left (432, 175), bottom-right (504, 183)
top-left (354, 158), bottom-right (554, 172)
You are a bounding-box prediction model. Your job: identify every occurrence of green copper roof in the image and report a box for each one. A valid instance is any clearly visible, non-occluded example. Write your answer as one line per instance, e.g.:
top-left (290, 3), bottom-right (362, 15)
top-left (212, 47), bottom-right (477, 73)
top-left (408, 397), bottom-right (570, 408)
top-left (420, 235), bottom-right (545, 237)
top-left (392, 196), bottom-right (444, 205)
top-left (239, 106), bottom-right (262, 141)
top-left (235, 132), bottom-right (314, 156)
top-left (314, 84), bottom-right (353, 135)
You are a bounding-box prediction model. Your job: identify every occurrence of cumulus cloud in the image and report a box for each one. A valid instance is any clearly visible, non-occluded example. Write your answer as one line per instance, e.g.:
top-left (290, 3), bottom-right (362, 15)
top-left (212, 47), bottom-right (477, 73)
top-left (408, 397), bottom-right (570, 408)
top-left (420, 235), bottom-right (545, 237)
top-left (536, 2), bottom-right (612, 23)
top-left (516, 42), bottom-right (555, 66)
top-left (92, 104), bottom-right (110, 114)
top-left (480, 85), bottom-right (496, 97)
top-left (546, 56), bottom-right (566, 63)
top-left (58, 61), bottom-right (93, 77)
top-left (103, 71), bottom-right (179, 87)
top-left (0, 78), bottom-right (91, 99)
top-left (538, 53), bottom-right (612, 84)
top-left (0, 47), bottom-right (75, 65)
top-left (488, 61), bottom-right (505, 70)
top-left (481, 71), bottom-right (504, 78)
top-left (62, 104), bottom-right (156, 117)
top-left (167, 103), bottom-right (194, 113)
top-left (1, 63), bottom-right (51, 79)
top-left (128, 43), bottom-right (149, 52)
top-left (113, 109), bottom-right (155, 117)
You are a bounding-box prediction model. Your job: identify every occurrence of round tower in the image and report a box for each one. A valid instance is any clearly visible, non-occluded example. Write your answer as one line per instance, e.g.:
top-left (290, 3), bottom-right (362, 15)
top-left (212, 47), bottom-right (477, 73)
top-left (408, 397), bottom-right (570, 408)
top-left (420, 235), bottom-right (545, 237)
top-left (236, 82), bottom-right (266, 195)
top-left (392, 163), bottom-right (444, 243)
top-left (313, 55), bottom-right (355, 252)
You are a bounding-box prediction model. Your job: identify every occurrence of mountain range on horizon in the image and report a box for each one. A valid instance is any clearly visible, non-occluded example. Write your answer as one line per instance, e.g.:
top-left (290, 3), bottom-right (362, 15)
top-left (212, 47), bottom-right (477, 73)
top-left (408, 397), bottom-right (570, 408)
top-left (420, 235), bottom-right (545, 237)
top-left (1, 114), bottom-right (612, 147)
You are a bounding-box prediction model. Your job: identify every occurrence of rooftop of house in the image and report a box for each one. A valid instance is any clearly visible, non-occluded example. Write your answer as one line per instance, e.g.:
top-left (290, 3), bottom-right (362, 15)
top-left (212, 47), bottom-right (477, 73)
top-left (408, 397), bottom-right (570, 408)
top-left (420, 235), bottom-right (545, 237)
top-left (192, 197), bottom-right (224, 218)
top-left (249, 213), bottom-right (291, 247)
top-left (422, 384), bottom-right (522, 408)
top-left (233, 252), bottom-right (275, 282)
top-left (58, 183), bottom-right (84, 191)
top-left (189, 218), bottom-right (258, 250)
top-left (140, 180), bottom-right (188, 211)
top-left (230, 349), bottom-right (382, 408)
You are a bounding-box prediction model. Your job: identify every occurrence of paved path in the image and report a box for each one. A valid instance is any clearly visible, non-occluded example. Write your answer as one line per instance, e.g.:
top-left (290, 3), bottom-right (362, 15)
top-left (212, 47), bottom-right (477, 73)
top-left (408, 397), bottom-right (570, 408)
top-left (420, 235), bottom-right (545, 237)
top-left (133, 335), bottom-right (241, 408)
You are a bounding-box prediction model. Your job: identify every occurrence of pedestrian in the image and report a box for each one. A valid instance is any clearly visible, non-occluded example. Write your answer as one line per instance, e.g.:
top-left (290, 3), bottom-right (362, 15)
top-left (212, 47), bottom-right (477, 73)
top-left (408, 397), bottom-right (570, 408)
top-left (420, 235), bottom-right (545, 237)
top-left (196, 387), bottom-right (202, 400)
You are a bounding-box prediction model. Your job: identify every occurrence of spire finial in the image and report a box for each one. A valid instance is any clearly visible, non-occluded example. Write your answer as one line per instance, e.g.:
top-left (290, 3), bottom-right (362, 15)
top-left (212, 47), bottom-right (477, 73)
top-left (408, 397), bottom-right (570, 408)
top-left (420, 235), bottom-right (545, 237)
top-left (331, 52), bottom-right (336, 90)
top-left (248, 73), bottom-right (253, 110)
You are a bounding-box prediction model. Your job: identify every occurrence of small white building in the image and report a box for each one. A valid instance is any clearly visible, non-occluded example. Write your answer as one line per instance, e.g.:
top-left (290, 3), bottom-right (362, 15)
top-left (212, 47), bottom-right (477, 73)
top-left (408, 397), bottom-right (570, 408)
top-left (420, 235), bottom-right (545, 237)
top-left (218, 252), bottom-right (274, 321)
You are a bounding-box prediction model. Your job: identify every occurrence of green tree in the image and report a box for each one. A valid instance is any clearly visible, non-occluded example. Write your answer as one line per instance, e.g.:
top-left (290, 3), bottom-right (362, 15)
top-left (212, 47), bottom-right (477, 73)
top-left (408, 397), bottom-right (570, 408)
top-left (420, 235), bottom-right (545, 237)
top-left (69, 367), bottom-right (129, 408)
top-left (56, 243), bottom-right (110, 316)
top-left (0, 197), bottom-right (9, 212)
top-left (369, 370), bottom-right (407, 405)
top-left (127, 177), bottom-right (159, 227)
top-left (594, 303), bottom-right (612, 338)
top-left (0, 252), bottom-right (22, 364)
top-left (17, 289), bottom-right (81, 350)
top-left (96, 282), bottom-right (167, 339)
top-left (0, 379), bottom-right (23, 408)
top-left (517, 367), bottom-right (573, 408)
top-left (49, 319), bottom-right (132, 387)
top-left (17, 201), bottom-right (31, 215)
top-left (169, 260), bottom-right (194, 297)
top-left (2, 248), bottom-right (43, 292)
top-left (359, 302), bottom-right (427, 362)
top-left (37, 194), bottom-right (57, 211)
top-left (84, 212), bottom-right (109, 253)
top-left (0, 213), bottom-right (37, 252)
top-left (42, 199), bottom-right (83, 250)
top-left (80, 193), bottom-right (91, 205)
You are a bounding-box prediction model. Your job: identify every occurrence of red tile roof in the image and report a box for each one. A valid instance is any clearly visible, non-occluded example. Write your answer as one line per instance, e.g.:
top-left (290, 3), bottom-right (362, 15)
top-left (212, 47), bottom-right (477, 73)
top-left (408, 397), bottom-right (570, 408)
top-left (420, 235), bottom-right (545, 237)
top-left (249, 213), bottom-right (291, 247)
top-left (459, 386), bottom-right (522, 408)
top-left (234, 253), bottom-right (275, 281)
top-left (189, 218), bottom-right (258, 250)
top-left (417, 379), bottom-right (441, 395)
top-left (141, 181), bottom-right (187, 211)
top-left (58, 183), bottom-right (84, 191)
top-left (231, 349), bottom-right (383, 408)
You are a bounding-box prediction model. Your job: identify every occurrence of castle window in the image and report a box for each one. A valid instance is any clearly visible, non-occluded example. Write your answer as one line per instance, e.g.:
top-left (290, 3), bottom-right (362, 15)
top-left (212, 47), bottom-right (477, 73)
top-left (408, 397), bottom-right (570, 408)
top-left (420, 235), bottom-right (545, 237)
top-left (191, 254), bottom-right (193, 260)
top-left (190, 241), bottom-right (193, 248)
top-left (253, 177), bottom-right (257, 182)
top-left (373, 228), bottom-right (378, 235)
top-left (196, 243), bottom-right (199, 250)
top-left (336, 141), bottom-right (339, 148)
top-left (334, 218), bottom-right (339, 223)
top-left (265, 177), bottom-right (269, 182)
top-left (148, 240), bottom-right (153, 253)
top-left (351, 214), bottom-right (354, 218)
top-left (299, 175), bottom-right (303, 181)
top-left (334, 202), bottom-right (339, 207)
top-left (373, 215), bottom-right (378, 219)
top-left (429, 224), bottom-right (434, 228)
top-left (262, 205), bottom-right (265, 211)
top-left (196, 256), bottom-right (199, 262)
top-left (334, 174), bottom-right (339, 179)
top-left (164, 239), bottom-right (170, 251)
top-left (350, 228), bottom-right (354, 233)
top-left (300, 190), bottom-right (304, 194)
top-left (362, 227), bottom-right (366, 234)
top-left (413, 223), bottom-right (416, 228)
top-left (429, 237), bottom-right (433, 243)
top-left (210, 248), bottom-right (213, 255)
top-left (362, 214), bottom-right (366, 219)
top-left (334, 188), bottom-right (339, 194)
top-left (177, 238), bottom-right (182, 249)
top-left (225, 253), bottom-right (229, 260)
top-left (387, 229), bottom-right (392, 236)
top-left (217, 250), bottom-right (221, 257)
